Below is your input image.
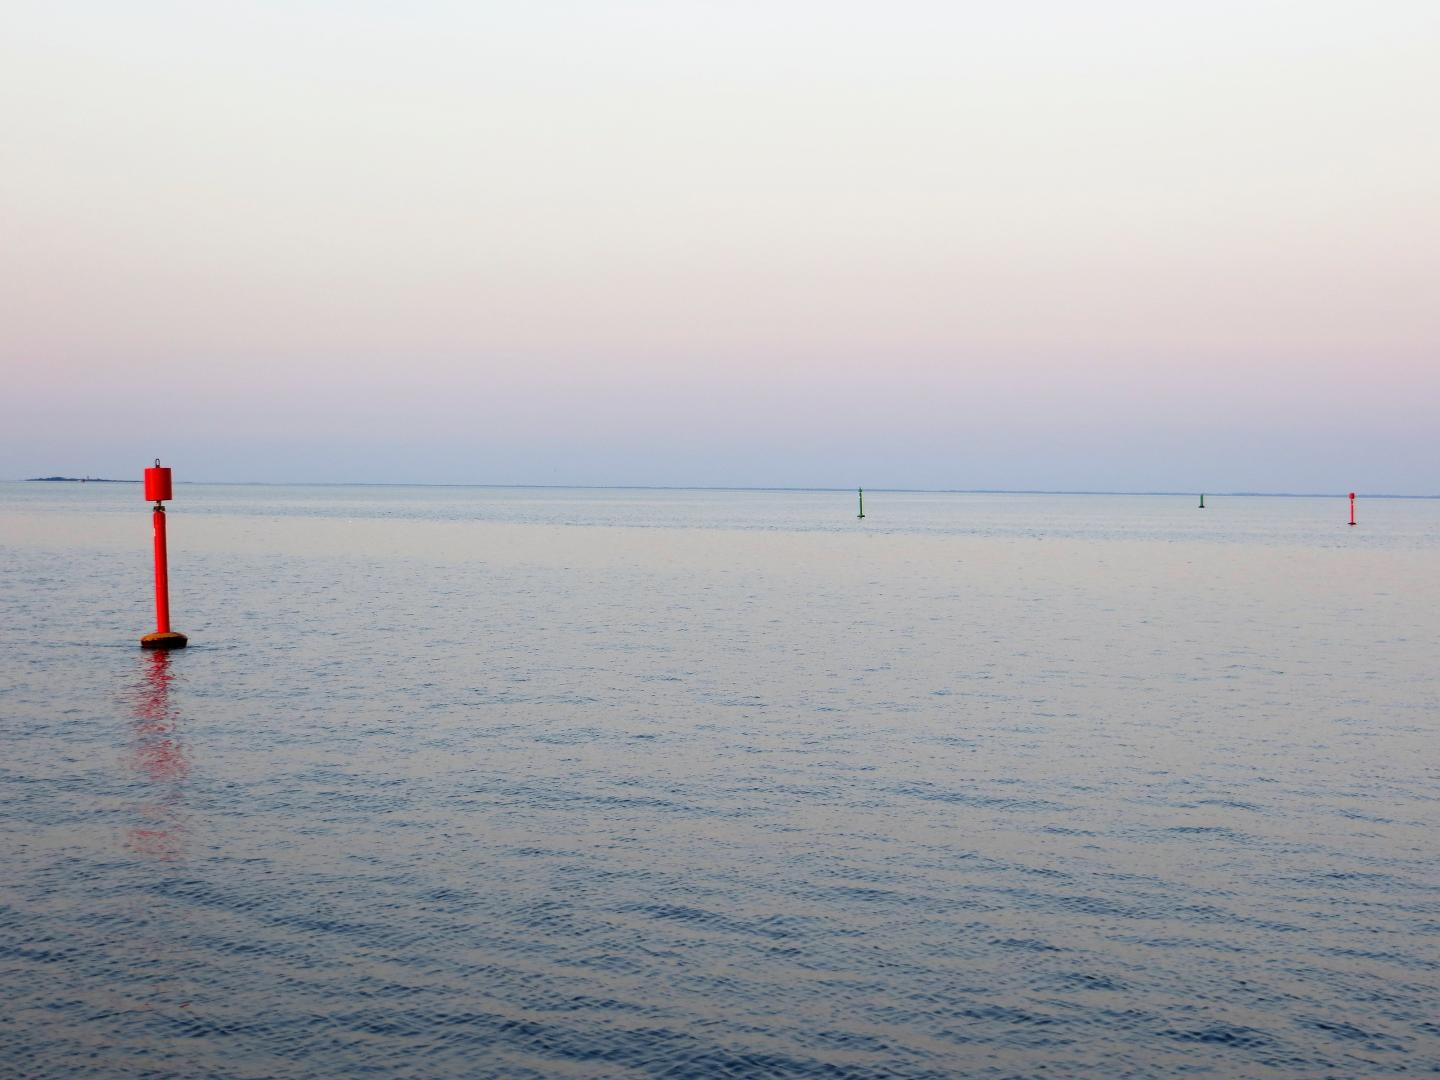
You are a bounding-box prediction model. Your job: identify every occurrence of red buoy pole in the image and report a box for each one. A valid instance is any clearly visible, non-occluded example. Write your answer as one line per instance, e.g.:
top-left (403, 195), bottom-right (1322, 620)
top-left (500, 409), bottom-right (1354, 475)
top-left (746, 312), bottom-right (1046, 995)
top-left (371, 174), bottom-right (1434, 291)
top-left (152, 503), bottom-right (171, 633)
top-left (1349, 491), bottom-right (1356, 527)
top-left (141, 459), bottom-right (187, 649)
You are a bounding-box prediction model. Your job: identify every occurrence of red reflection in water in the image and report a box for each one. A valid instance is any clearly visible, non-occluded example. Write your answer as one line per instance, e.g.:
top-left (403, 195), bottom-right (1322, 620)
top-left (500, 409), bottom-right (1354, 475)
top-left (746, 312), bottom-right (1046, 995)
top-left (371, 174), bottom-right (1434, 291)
top-left (126, 650), bottom-right (190, 859)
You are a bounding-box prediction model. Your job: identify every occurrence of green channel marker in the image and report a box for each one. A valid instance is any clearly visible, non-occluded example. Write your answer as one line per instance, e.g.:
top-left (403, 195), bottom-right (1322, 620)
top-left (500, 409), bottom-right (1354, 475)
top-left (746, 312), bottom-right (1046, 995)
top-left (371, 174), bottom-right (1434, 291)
top-left (857, 488), bottom-right (865, 519)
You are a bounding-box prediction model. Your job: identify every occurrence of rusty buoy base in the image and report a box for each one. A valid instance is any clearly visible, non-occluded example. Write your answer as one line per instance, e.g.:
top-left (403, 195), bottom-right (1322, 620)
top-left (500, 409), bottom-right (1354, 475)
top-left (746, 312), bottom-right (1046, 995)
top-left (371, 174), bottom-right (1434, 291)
top-left (140, 631), bottom-right (188, 650)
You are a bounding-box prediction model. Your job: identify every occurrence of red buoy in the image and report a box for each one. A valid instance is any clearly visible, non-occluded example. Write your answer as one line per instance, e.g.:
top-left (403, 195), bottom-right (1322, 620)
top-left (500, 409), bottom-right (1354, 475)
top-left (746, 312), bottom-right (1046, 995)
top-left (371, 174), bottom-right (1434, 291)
top-left (141, 459), bottom-right (187, 649)
top-left (1348, 492), bottom-right (1356, 527)
top-left (144, 463), bottom-right (173, 502)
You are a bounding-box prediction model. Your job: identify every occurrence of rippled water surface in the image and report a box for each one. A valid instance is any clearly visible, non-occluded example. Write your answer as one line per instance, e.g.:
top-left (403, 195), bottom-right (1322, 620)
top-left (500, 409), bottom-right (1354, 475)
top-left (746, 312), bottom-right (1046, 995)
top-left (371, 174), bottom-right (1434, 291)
top-left (2, 484), bottom-right (1438, 1077)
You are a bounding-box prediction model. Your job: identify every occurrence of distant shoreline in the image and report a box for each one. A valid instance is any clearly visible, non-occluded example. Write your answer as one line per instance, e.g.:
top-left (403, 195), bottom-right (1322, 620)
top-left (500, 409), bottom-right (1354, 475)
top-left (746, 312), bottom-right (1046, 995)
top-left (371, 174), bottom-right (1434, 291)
top-left (24, 477), bottom-right (139, 483)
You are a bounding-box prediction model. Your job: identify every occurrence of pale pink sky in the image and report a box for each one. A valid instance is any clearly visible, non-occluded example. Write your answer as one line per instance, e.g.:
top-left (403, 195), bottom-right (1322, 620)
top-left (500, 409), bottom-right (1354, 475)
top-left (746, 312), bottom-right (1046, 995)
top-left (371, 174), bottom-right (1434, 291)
top-left (2, 1), bottom-right (1437, 489)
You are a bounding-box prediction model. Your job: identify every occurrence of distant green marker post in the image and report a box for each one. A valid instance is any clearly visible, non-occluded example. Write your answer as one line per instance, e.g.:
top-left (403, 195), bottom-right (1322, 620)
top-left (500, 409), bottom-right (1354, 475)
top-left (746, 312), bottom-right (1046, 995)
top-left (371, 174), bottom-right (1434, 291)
top-left (857, 488), bottom-right (865, 519)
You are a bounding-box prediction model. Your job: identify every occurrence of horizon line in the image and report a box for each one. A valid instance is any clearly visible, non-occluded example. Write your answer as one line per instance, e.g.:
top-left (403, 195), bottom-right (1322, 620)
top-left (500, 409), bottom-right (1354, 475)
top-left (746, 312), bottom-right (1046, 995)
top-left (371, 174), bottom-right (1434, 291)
top-left (11, 479), bottom-right (1439, 499)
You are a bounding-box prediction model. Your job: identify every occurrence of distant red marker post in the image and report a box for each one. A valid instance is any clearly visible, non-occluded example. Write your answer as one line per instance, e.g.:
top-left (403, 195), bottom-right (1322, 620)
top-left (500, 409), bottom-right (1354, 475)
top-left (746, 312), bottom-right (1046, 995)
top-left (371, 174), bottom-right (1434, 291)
top-left (141, 460), bottom-right (187, 649)
top-left (1349, 491), bottom-right (1357, 527)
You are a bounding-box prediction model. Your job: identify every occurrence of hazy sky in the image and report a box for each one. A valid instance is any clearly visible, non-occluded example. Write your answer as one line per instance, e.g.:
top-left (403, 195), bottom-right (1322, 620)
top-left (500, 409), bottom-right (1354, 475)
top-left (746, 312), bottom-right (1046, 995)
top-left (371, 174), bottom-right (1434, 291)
top-left (2, 1), bottom-right (1437, 490)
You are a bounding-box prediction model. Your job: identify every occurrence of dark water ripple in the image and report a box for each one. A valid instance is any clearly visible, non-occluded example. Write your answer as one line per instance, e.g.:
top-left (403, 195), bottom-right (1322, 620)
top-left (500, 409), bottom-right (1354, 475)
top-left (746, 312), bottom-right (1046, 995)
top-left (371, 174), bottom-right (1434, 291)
top-left (3, 500), bottom-right (1440, 1077)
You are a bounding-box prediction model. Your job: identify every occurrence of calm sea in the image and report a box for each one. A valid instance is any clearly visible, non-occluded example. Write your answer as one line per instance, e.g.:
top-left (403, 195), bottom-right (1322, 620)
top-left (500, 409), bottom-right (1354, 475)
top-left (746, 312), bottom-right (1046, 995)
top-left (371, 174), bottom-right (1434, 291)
top-left (2, 483), bottom-right (1437, 1078)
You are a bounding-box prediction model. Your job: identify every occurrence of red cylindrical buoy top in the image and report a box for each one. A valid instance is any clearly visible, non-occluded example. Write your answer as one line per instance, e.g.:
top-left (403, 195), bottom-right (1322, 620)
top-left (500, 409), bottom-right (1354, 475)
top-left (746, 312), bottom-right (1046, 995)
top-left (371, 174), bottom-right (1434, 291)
top-left (144, 459), bottom-right (173, 502)
top-left (1349, 492), bottom-right (1356, 499)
